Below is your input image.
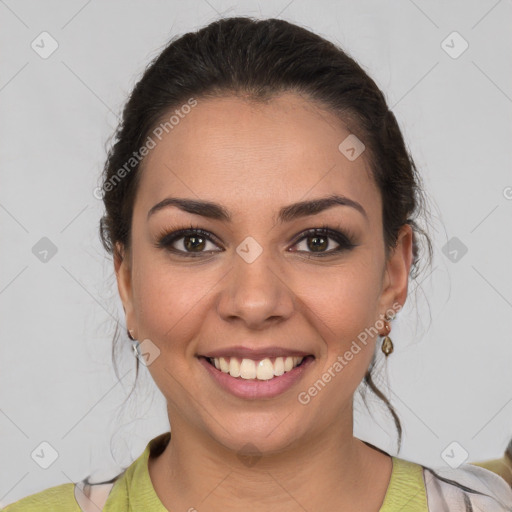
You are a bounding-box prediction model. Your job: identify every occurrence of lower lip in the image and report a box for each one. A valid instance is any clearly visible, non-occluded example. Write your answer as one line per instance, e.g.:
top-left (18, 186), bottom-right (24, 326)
top-left (199, 356), bottom-right (314, 400)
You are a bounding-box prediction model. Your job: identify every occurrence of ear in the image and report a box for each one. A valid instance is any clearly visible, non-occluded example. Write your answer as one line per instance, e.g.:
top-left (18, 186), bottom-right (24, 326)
top-left (114, 242), bottom-right (137, 338)
top-left (377, 223), bottom-right (414, 316)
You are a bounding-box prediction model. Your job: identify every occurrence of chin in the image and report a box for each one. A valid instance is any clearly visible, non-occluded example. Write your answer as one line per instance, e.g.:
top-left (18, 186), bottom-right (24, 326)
top-left (204, 410), bottom-right (306, 458)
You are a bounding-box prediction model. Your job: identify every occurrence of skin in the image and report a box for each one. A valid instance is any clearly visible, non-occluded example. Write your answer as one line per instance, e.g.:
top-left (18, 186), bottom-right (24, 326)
top-left (115, 92), bottom-right (413, 511)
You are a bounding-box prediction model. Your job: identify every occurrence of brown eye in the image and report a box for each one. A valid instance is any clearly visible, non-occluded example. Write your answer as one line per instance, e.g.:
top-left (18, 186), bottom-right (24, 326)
top-left (156, 228), bottom-right (223, 256)
top-left (306, 234), bottom-right (330, 252)
top-left (183, 234), bottom-right (207, 252)
top-left (291, 227), bottom-right (356, 257)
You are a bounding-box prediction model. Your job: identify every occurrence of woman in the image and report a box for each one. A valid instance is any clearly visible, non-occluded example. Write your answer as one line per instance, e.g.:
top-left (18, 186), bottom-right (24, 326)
top-left (5, 16), bottom-right (512, 511)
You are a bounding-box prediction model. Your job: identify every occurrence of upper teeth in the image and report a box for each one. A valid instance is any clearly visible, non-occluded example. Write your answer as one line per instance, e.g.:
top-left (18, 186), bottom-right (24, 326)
top-left (210, 356), bottom-right (304, 380)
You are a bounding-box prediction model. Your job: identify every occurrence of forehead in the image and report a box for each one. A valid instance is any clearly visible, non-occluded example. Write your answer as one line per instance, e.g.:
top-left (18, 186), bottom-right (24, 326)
top-left (135, 92), bottom-right (380, 221)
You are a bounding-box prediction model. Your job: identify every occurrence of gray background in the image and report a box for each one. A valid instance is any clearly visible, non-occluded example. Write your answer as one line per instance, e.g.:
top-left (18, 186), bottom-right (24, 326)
top-left (1, 0), bottom-right (511, 506)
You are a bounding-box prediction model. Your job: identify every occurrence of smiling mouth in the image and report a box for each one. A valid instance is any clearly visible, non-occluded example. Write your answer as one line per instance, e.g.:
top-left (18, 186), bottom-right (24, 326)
top-left (202, 355), bottom-right (313, 381)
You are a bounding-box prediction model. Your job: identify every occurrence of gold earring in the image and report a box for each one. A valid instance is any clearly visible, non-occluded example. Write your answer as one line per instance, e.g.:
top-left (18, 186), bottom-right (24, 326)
top-left (381, 319), bottom-right (394, 356)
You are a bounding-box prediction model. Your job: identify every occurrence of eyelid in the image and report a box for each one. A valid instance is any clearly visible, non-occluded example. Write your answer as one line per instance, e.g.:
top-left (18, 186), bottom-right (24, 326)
top-left (290, 225), bottom-right (356, 247)
top-left (154, 223), bottom-right (224, 251)
top-left (287, 227), bottom-right (357, 258)
top-left (154, 223), bottom-right (357, 256)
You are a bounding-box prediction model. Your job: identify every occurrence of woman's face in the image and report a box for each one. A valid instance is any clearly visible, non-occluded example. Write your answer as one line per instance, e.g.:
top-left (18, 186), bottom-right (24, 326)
top-left (116, 92), bottom-right (412, 455)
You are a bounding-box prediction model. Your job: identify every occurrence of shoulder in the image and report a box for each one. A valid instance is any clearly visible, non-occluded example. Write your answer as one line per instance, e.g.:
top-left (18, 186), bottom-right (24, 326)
top-left (1, 477), bottom-right (120, 512)
top-left (422, 461), bottom-right (512, 511)
top-left (1, 483), bottom-right (80, 511)
top-left (0, 435), bottom-right (164, 512)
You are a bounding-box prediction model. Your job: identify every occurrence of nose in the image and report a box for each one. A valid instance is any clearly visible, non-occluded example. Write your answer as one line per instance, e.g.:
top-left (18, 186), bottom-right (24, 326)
top-left (216, 246), bottom-right (295, 330)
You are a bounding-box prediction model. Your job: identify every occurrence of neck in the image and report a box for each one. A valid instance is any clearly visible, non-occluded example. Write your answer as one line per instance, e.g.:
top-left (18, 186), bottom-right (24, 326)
top-left (148, 406), bottom-right (392, 511)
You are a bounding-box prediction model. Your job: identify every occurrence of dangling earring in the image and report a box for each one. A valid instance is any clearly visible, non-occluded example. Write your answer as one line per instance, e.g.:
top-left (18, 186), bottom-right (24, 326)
top-left (381, 317), bottom-right (394, 357)
top-left (128, 329), bottom-right (142, 359)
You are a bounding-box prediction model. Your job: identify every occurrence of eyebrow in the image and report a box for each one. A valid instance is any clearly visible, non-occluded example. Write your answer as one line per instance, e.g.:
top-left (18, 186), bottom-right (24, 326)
top-left (147, 194), bottom-right (368, 223)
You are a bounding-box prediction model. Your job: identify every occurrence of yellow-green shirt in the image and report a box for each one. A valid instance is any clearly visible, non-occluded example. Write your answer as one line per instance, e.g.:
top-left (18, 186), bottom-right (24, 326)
top-left (0, 433), bottom-right (437, 511)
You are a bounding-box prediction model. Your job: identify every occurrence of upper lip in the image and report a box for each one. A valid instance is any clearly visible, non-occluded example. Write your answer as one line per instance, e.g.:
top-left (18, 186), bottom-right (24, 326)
top-left (200, 346), bottom-right (313, 359)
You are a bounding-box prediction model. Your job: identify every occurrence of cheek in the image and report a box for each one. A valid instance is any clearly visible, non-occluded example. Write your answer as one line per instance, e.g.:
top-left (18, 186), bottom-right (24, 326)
top-left (300, 268), bottom-right (381, 396)
top-left (130, 252), bottom-right (212, 349)
top-left (304, 274), bottom-right (380, 399)
top-left (130, 239), bottom-right (382, 362)
top-left (301, 264), bottom-right (381, 341)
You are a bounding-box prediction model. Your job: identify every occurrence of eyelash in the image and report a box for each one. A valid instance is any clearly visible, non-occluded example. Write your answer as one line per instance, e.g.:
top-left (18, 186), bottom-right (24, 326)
top-left (154, 223), bottom-right (357, 258)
